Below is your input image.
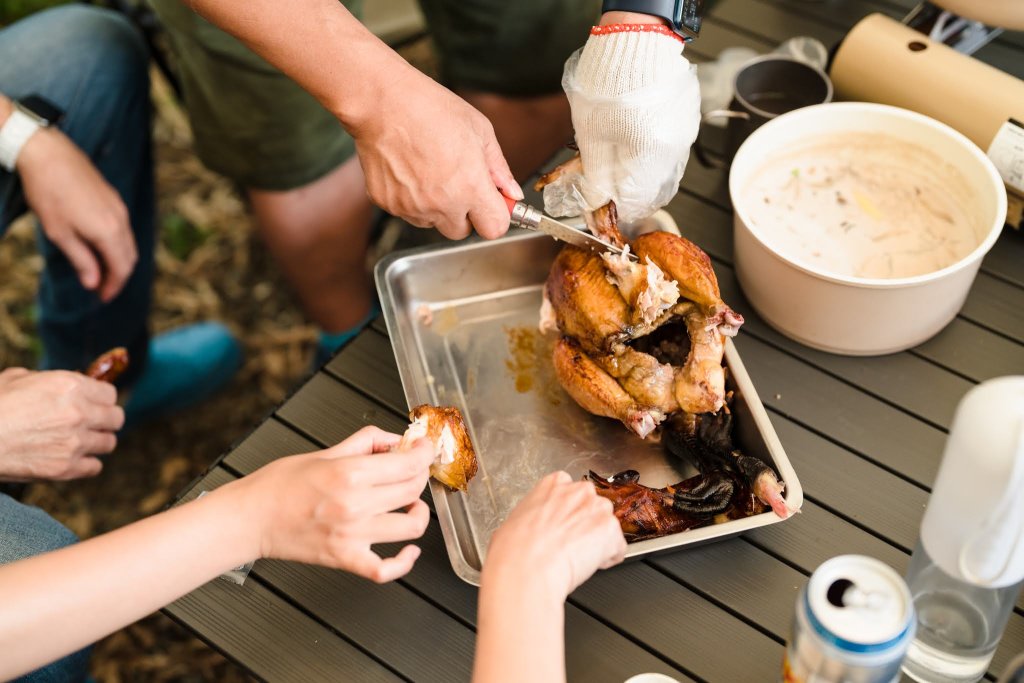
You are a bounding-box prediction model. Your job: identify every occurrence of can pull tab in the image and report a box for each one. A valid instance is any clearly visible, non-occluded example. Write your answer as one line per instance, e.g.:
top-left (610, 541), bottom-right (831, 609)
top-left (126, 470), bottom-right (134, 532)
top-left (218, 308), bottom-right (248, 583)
top-left (827, 579), bottom-right (891, 611)
top-left (959, 418), bottom-right (1024, 586)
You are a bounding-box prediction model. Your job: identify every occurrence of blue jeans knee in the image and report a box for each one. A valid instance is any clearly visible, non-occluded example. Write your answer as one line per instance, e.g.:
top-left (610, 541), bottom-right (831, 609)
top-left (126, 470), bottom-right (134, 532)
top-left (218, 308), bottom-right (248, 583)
top-left (0, 494), bottom-right (90, 682)
top-left (0, 5), bottom-right (155, 381)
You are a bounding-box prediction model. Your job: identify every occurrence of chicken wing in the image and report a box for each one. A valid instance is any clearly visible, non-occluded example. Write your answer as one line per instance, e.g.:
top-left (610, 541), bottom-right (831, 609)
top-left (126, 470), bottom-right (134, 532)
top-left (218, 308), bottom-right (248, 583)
top-left (401, 405), bottom-right (478, 492)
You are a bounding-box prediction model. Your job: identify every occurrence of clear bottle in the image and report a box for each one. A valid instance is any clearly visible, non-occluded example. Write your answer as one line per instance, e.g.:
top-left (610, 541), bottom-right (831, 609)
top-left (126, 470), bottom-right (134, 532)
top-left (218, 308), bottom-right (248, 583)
top-left (903, 540), bottom-right (1023, 682)
top-left (901, 376), bottom-right (1024, 683)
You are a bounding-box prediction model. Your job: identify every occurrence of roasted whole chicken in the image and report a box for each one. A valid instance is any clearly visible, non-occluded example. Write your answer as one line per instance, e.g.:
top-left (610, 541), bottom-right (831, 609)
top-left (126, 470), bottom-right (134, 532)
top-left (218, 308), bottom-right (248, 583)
top-left (537, 164), bottom-right (743, 439)
top-left (536, 158), bottom-right (790, 536)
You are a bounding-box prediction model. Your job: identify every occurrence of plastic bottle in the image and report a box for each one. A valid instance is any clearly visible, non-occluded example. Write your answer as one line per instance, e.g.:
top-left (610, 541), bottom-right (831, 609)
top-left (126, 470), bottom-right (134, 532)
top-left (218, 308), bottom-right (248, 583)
top-left (902, 376), bottom-right (1024, 683)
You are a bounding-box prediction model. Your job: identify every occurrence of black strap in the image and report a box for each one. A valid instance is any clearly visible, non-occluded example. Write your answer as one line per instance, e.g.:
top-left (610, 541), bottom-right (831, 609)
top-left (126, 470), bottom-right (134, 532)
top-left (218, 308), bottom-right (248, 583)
top-left (600, 0), bottom-right (703, 41)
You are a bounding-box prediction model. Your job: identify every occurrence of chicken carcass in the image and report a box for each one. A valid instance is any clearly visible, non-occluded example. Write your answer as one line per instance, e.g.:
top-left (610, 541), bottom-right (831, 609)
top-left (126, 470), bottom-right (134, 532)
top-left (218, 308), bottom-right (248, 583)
top-left (537, 162), bottom-right (744, 438)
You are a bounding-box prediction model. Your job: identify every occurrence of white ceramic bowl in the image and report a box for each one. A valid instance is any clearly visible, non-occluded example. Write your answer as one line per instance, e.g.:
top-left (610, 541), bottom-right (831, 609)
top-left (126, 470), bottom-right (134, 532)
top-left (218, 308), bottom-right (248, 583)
top-left (729, 102), bottom-right (1007, 355)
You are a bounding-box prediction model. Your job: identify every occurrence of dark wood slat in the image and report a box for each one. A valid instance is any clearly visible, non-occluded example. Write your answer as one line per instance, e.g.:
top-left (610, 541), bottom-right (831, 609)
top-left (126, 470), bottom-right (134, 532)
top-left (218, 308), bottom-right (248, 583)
top-left (241, 382), bottom-right (698, 682)
top-left (985, 230), bottom-right (1024, 289)
top-left (371, 314), bottom-right (389, 336)
top-left (166, 469), bottom-right (402, 683)
top-left (222, 418), bottom-right (323, 474)
top-left (575, 561), bottom-right (784, 682)
top-left (277, 372), bottom-right (408, 440)
top-left (746, 499), bottom-right (910, 574)
top-left (772, 415), bottom-right (928, 547)
top-left (326, 331), bottom-right (408, 411)
top-left (714, 270), bottom-right (972, 431)
top-left (960, 273), bottom-right (1024, 340)
top-left (187, 436), bottom-right (479, 682)
top-left (255, 559), bottom-right (477, 683)
top-left (385, 522), bottom-right (698, 683)
top-left (736, 333), bottom-right (946, 487)
top-left (652, 538), bottom-right (802, 639)
top-left (915, 318), bottom-right (1024, 382)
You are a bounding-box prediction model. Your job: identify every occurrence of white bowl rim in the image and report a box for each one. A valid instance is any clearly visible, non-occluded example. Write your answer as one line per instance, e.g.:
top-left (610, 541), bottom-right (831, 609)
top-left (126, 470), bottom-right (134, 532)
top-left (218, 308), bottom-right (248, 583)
top-left (728, 102), bottom-right (1008, 290)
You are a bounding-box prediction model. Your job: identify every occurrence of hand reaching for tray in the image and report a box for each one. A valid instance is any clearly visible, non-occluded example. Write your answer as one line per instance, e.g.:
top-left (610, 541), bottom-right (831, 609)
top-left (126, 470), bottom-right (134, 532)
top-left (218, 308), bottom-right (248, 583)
top-left (487, 471), bottom-right (626, 596)
top-left (473, 471), bottom-right (627, 683)
top-left (236, 426), bottom-right (434, 583)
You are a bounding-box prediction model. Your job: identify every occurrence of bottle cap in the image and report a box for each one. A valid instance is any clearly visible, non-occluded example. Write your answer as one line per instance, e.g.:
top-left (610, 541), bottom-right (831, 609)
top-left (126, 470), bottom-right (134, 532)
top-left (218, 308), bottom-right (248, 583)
top-left (921, 377), bottom-right (1024, 587)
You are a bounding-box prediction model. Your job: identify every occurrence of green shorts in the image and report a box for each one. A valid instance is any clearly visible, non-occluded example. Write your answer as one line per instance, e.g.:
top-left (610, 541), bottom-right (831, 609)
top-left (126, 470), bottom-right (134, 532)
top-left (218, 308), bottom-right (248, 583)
top-left (149, 0), bottom-right (599, 190)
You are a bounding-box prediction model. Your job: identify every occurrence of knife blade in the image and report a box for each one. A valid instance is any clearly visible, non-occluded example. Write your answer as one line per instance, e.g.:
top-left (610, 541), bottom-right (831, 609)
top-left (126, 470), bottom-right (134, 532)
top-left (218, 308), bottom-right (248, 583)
top-left (501, 194), bottom-right (637, 261)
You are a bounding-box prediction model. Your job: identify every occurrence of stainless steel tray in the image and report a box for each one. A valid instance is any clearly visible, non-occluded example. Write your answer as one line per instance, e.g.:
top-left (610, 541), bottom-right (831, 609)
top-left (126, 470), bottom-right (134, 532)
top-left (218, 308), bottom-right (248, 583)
top-left (376, 230), bottom-right (803, 585)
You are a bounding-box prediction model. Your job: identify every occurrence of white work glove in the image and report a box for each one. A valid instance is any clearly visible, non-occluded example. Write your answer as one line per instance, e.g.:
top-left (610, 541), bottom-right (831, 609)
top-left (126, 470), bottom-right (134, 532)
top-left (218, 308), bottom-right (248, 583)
top-left (544, 27), bottom-right (701, 225)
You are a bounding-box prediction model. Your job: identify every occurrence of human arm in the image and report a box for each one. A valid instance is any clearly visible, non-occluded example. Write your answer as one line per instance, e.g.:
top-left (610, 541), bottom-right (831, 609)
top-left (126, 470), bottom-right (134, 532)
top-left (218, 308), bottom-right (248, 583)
top-left (472, 471), bottom-right (627, 683)
top-left (0, 426), bottom-right (435, 680)
top-left (0, 92), bottom-right (136, 302)
top-left (541, 8), bottom-right (701, 225)
top-left (182, 0), bottom-right (520, 240)
top-left (0, 368), bottom-right (123, 481)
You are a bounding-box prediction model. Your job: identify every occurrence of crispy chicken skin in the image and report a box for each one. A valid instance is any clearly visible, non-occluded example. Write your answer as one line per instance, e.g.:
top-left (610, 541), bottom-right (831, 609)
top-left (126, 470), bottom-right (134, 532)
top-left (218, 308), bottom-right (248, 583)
top-left (85, 347), bottom-right (129, 384)
top-left (401, 405), bottom-right (478, 492)
top-left (632, 231), bottom-right (722, 312)
top-left (546, 246), bottom-right (631, 354)
top-left (553, 337), bottom-right (664, 439)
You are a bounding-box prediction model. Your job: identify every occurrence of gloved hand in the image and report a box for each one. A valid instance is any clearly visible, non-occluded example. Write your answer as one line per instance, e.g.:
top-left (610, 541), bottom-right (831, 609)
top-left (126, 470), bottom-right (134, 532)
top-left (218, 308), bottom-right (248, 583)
top-left (544, 25), bottom-right (701, 225)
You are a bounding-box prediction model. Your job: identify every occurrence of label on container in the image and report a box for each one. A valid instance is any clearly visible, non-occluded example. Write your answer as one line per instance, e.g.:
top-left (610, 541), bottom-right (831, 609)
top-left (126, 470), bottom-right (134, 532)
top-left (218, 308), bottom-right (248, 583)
top-left (987, 119), bottom-right (1024, 195)
top-left (1007, 190), bottom-right (1022, 231)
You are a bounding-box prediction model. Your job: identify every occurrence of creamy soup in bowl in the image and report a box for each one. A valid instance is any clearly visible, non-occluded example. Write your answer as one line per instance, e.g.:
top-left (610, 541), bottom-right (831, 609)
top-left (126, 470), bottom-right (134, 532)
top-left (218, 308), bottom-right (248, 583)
top-left (728, 103), bottom-right (1007, 355)
top-left (740, 132), bottom-right (981, 280)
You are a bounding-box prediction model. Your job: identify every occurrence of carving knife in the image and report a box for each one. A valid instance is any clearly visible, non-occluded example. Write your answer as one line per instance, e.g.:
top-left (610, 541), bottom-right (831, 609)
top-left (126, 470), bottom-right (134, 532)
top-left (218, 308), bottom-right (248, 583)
top-left (501, 193), bottom-right (636, 261)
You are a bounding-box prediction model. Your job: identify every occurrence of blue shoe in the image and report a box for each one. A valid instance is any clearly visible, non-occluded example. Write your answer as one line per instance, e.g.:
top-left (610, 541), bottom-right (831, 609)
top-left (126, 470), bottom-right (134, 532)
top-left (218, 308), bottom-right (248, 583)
top-left (313, 305), bottom-right (380, 369)
top-left (124, 322), bottom-right (242, 427)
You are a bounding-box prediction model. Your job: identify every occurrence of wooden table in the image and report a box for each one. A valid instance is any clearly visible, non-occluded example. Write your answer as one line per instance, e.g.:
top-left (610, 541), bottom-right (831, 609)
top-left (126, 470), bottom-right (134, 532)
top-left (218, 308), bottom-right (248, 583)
top-left (165, 2), bottom-right (1024, 681)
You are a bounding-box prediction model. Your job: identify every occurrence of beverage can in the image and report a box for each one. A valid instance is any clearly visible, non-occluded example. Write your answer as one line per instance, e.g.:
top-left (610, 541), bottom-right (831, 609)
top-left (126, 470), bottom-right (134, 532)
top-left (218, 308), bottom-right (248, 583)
top-left (783, 555), bottom-right (916, 683)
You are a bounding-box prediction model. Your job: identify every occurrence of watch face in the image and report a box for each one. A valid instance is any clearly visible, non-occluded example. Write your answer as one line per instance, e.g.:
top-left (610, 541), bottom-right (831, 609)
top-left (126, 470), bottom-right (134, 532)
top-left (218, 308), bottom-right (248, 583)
top-left (18, 95), bottom-right (64, 126)
top-left (678, 0), bottom-right (703, 39)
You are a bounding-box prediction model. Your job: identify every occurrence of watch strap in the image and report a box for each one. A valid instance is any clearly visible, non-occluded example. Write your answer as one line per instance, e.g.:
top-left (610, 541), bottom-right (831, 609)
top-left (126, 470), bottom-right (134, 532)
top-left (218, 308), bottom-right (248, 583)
top-left (600, 0), bottom-right (703, 41)
top-left (0, 108), bottom-right (42, 172)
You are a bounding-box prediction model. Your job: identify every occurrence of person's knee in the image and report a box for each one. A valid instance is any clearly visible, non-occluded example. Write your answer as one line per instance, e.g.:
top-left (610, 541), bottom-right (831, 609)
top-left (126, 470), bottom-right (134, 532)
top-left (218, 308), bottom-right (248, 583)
top-left (0, 494), bottom-right (77, 566)
top-left (72, 6), bottom-right (150, 90)
top-left (36, 5), bottom-right (150, 93)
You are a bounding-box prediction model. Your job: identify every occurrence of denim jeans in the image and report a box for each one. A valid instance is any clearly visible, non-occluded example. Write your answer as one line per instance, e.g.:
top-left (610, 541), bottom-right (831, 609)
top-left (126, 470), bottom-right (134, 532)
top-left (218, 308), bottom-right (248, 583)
top-left (0, 493), bottom-right (89, 682)
top-left (0, 5), bottom-right (155, 384)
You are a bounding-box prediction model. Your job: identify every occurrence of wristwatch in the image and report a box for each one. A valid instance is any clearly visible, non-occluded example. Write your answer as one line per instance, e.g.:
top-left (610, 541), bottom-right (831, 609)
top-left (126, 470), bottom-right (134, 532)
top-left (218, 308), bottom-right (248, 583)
top-left (0, 95), bottom-right (64, 172)
top-left (600, 0), bottom-right (704, 41)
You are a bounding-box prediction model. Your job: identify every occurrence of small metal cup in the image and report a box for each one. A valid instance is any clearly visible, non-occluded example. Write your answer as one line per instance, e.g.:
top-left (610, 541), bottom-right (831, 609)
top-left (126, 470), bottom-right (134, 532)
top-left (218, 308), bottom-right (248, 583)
top-left (695, 55), bottom-right (833, 167)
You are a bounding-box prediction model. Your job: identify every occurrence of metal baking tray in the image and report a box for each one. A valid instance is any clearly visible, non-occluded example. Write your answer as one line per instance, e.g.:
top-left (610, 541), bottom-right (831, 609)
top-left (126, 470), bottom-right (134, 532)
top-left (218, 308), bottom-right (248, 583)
top-left (376, 230), bottom-right (803, 585)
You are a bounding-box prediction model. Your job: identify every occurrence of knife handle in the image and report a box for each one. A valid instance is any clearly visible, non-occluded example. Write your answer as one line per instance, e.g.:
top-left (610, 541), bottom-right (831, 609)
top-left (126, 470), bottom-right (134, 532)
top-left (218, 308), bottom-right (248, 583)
top-left (501, 193), bottom-right (518, 215)
top-left (500, 191), bottom-right (542, 229)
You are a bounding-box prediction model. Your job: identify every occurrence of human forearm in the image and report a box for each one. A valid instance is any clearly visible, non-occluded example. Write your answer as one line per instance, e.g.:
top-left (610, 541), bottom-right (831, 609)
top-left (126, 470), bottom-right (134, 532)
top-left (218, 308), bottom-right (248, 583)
top-left (0, 481), bottom-right (258, 679)
top-left (183, 0), bottom-right (416, 133)
top-left (473, 566), bottom-right (566, 683)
